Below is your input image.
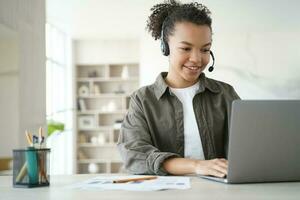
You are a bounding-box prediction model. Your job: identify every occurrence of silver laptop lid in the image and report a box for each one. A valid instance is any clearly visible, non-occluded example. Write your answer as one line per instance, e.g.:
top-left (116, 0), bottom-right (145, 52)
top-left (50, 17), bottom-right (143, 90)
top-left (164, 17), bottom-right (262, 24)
top-left (227, 100), bottom-right (300, 183)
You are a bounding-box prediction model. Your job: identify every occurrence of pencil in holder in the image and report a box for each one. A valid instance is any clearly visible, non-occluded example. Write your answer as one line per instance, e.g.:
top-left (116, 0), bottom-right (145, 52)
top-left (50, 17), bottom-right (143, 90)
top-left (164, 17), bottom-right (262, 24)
top-left (13, 148), bottom-right (50, 188)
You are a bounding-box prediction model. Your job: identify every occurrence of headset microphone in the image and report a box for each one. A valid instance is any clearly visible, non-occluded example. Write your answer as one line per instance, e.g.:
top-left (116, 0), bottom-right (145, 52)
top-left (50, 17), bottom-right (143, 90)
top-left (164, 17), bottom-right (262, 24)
top-left (208, 51), bottom-right (215, 72)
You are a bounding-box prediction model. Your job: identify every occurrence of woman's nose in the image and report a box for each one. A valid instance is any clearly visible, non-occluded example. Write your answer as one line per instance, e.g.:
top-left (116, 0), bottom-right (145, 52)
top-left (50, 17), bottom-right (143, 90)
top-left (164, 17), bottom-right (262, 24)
top-left (189, 50), bottom-right (201, 63)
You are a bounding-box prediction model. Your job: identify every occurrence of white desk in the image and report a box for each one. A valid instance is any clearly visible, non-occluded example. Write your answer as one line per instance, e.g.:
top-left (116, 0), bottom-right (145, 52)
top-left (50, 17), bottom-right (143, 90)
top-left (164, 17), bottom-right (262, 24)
top-left (1, 174), bottom-right (299, 200)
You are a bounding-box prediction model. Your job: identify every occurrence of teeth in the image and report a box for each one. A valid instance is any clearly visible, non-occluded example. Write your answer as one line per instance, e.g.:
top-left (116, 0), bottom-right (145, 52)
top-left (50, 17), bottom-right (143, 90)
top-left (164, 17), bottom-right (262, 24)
top-left (186, 66), bottom-right (199, 70)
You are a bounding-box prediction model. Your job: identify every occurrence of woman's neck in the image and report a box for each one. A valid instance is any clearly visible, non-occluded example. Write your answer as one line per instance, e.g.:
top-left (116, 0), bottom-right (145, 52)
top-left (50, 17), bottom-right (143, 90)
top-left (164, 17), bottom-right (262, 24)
top-left (165, 71), bottom-right (198, 88)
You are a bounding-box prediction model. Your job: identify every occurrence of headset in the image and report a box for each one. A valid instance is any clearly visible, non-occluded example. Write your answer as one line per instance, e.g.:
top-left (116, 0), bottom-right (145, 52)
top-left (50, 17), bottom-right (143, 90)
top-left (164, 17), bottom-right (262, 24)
top-left (160, 22), bottom-right (215, 72)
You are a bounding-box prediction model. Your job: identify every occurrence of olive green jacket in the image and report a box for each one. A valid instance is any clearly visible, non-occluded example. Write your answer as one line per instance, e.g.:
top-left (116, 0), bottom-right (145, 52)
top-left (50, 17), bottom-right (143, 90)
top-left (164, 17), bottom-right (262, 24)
top-left (117, 72), bottom-right (240, 175)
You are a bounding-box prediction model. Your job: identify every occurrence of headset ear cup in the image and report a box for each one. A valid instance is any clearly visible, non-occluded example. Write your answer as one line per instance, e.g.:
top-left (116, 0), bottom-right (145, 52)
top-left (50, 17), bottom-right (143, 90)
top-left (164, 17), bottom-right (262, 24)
top-left (164, 42), bottom-right (169, 56)
top-left (160, 41), bottom-right (166, 55)
top-left (164, 42), bottom-right (170, 56)
top-left (161, 40), bottom-right (169, 56)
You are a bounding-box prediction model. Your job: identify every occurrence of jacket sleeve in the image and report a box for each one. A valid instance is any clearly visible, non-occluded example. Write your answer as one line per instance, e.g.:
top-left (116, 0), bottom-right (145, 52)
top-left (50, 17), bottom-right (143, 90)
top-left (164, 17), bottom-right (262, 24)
top-left (117, 93), bottom-right (180, 175)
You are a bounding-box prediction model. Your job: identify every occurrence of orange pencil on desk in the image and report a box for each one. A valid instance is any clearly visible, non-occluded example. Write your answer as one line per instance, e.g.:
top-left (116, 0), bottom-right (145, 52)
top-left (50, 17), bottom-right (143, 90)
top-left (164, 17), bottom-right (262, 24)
top-left (38, 127), bottom-right (43, 148)
top-left (112, 176), bottom-right (157, 183)
top-left (16, 130), bottom-right (33, 183)
top-left (25, 130), bottom-right (33, 147)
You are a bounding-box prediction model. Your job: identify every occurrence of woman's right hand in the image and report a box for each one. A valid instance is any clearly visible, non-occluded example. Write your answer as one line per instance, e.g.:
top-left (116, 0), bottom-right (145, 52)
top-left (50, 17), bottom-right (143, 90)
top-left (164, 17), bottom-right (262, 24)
top-left (193, 158), bottom-right (228, 178)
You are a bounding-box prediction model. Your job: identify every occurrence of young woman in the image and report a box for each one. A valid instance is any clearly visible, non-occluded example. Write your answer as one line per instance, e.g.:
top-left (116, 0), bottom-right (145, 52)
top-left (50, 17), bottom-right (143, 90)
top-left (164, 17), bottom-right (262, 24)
top-left (117, 0), bottom-right (240, 177)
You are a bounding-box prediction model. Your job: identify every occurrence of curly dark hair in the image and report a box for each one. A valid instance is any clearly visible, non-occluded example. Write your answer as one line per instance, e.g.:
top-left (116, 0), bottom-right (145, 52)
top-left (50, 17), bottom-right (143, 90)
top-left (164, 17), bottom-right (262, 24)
top-left (146, 0), bottom-right (212, 42)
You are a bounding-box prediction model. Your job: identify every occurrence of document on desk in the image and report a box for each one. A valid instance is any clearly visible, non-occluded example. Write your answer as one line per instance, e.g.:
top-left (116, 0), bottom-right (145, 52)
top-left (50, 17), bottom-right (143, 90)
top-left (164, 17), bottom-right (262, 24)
top-left (67, 175), bottom-right (190, 191)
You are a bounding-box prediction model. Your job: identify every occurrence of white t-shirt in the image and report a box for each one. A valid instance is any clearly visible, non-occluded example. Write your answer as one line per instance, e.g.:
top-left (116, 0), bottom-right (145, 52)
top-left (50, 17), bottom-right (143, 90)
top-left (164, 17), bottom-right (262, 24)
top-left (170, 82), bottom-right (205, 160)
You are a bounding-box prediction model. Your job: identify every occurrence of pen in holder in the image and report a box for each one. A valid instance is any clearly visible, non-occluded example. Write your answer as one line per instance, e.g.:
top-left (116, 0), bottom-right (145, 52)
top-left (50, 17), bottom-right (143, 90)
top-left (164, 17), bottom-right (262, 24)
top-left (13, 148), bottom-right (50, 188)
top-left (26, 147), bottom-right (38, 184)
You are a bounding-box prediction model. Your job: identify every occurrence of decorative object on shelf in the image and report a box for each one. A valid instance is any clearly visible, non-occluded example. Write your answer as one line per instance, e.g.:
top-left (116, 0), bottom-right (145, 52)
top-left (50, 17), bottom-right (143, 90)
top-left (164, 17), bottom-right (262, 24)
top-left (121, 65), bottom-right (129, 79)
top-left (78, 99), bottom-right (86, 111)
top-left (78, 134), bottom-right (87, 143)
top-left (88, 163), bottom-right (99, 174)
top-left (78, 85), bottom-right (89, 97)
top-left (107, 101), bottom-right (117, 112)
top-left (113, 119), bottom-right (123, 130)
top-left (97, 134), bottom-right (105, 145)
top-left (90, 136), bottom-right (98, 145)
top-left (114, 85), bottom-right (125, 94)
top-left (93, 84), bottom-right (101, 95)
top-left (101, 106), bottom-right (108, 112)
top-left (78, 150), bottom-right (87, 160)
top-left (78, 116), bottom-right (95, 129)
top-left (88, 70), bottom-right (98, 77)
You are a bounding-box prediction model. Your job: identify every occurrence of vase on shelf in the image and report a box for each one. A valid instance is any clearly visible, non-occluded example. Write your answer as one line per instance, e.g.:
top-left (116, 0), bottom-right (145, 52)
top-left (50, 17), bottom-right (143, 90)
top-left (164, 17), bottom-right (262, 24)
top-left (121, 65), bottom-right (129, 79)
top-left (88, 163), bottom-right (99, 174)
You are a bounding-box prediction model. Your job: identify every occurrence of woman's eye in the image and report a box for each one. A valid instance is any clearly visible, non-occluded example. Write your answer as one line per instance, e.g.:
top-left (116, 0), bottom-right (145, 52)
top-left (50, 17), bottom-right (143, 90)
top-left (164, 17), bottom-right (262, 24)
top-left (180, 47), bottom-right (191, 51)
top-left (201, 49), bottom-right (210, 53)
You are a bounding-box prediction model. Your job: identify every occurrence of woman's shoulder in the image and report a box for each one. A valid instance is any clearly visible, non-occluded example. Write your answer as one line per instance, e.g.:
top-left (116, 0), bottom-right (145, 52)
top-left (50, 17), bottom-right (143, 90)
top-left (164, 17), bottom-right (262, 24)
top-left (130, 83), bottom-right (158, 102)
top-left (205, 76), bottom-right (240, 99)
top-left (206, 76), bottom-right (234, 90)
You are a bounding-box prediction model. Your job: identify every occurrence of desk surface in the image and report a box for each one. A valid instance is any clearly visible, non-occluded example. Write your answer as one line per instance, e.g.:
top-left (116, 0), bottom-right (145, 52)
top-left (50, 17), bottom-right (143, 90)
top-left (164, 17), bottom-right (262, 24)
top-left (1, 174), bottom-right (300, 200)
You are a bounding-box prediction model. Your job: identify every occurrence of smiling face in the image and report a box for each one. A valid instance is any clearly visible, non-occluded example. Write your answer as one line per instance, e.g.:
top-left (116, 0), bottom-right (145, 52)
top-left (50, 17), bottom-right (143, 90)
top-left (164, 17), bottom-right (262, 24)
top-left (165, 22), bottom-right (212, 88)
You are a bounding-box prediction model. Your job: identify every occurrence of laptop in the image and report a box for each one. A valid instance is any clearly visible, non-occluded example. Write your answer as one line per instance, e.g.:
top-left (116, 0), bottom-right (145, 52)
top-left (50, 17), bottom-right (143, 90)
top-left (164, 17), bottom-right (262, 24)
top-left (199, 100), bottom-right (300, 184)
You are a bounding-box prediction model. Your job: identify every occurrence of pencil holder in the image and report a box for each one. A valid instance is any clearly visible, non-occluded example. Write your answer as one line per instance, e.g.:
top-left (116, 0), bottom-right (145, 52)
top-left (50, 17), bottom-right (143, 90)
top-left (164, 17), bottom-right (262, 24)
top-left (13, 148), bottom-right (50, 188)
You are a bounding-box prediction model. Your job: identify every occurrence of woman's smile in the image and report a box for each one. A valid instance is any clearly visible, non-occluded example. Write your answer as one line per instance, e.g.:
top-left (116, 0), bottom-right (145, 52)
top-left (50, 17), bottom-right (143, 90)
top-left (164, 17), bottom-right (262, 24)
top-left (183, 65), bottom-right (202, 72)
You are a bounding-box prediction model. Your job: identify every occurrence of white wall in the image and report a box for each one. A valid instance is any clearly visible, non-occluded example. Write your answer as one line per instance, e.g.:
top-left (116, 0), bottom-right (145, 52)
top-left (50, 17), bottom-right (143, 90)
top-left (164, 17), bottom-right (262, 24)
top-left (74, 39), bottom-right (140, 64)
top-left (139, 0), bottom-right (300, 99)
top-left (0, 0), bottom-right (46, 156)
top-left (0, 29), bottom-right (19, 157)
top-left (139, 34), bottom-right (168, 86)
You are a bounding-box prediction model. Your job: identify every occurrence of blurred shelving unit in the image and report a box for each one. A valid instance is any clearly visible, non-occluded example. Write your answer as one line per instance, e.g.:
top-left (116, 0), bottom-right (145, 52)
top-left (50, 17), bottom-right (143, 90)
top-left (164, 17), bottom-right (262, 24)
top-left (75, 62), bottom-right (139, 174)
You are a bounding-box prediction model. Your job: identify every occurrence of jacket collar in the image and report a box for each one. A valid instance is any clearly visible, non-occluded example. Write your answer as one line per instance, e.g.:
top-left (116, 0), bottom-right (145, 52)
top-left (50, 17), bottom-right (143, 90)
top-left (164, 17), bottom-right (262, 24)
top-left (154, 72), bottom-right (221, 100)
